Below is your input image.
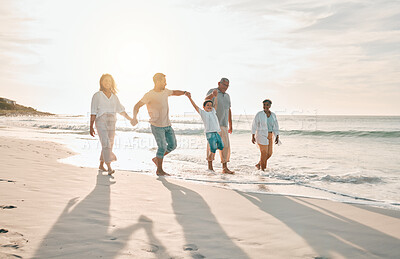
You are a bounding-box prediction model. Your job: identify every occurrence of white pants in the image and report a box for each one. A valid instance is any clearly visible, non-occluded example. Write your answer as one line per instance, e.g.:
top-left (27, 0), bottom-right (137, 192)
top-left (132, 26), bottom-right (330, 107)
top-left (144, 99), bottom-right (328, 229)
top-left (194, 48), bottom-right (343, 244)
top-left (95, 114), bottom-right (117, 163)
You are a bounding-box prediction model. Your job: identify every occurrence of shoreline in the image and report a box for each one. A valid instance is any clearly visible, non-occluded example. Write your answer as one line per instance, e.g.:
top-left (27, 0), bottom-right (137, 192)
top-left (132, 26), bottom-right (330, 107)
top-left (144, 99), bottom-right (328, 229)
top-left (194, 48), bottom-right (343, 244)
top-left (1, 136), bottom-right (400, 258)
top-left (1, 122), bottom-right (399, 210)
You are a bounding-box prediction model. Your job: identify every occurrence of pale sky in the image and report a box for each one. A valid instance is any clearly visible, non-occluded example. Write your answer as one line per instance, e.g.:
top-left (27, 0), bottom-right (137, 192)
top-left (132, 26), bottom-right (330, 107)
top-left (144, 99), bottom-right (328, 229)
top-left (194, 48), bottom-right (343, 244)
top-left (1, 0), bottom-right (399, 116)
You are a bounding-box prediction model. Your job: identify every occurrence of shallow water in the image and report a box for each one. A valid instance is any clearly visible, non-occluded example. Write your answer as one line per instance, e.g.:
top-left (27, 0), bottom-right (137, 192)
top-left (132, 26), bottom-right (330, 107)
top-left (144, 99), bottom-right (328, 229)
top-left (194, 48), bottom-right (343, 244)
top-left (1, 114), bottom-right (399, 209)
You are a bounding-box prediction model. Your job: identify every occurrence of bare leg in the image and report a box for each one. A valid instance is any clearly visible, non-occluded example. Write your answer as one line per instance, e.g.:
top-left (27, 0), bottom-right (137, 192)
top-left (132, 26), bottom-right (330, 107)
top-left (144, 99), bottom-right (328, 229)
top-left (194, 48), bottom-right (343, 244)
top-left (106, 162), bottom-right (114, 175)
top-left (208, 161), bottom-right (214, 171)
top-left (222, 162), bottom-right (234, 174)
top-left (99, 161), bottom-right (107, 171)
top-left (263, 134), bottom-right (273, 170)
top-left (260, 151), bottom-right (267, 171)
top-left (152, 156), bottom-right (170, 176)
top-left (264, 154), bottom-right (272, 170)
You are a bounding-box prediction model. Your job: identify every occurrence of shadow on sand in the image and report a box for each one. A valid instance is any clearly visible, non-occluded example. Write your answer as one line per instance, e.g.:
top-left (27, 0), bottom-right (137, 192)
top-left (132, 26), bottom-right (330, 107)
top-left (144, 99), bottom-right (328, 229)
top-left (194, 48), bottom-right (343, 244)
top-left (237, 191), bottom-right (400, 258)
top-left (33, 172), bottom-right (170, 258)
top-left (159, 177), bottom-right (250, 259)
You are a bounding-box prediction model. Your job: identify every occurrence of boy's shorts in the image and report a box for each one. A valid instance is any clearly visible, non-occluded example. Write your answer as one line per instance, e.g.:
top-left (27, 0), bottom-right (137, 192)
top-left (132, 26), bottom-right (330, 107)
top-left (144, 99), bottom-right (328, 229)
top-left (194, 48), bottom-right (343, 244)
top-left (206, 132), bottom-right (224, 153)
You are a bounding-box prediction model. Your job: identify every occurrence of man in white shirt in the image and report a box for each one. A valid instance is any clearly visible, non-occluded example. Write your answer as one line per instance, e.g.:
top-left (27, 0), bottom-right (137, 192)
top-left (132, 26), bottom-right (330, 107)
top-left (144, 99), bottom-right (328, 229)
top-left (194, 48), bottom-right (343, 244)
top-left (133, 73), bottom-right (188, 176)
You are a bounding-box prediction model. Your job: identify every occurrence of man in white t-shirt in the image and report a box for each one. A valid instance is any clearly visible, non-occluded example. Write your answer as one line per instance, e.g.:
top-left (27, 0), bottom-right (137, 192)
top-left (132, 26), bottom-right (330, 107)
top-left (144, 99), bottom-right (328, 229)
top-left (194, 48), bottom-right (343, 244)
top-left (185, 90), bottom-right (224, 171)
top-left (132, 73), bottom-right (188, 176)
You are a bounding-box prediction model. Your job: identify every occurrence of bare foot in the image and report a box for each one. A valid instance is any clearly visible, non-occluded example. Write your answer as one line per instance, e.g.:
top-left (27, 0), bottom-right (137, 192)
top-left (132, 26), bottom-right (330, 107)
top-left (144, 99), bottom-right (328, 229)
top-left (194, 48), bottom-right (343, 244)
top-left (222, 168), bottom-right (235, 174)
top-left (156, 170), bottom-right (170, 176)
top-left (99, 166), bottom-right (107, 171)
top-left (108, 170), bottom-right (115, 175)
top-left (207, 161), bottom-right (214, 171)
top-left (255, 163), bottom-right (260, 170)
top-left (152, 157), bottom-right (158, 166)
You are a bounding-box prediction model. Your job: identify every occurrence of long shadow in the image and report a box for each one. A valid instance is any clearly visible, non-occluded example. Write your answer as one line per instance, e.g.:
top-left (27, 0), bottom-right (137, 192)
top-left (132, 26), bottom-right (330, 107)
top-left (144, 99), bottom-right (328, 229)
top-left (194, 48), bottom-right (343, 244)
top-left (33, 172), bottom-right (169, 258)
top-left (237, 191), bottom-right (400, 258)
top-left (159, 177), bottom-right (250, 259)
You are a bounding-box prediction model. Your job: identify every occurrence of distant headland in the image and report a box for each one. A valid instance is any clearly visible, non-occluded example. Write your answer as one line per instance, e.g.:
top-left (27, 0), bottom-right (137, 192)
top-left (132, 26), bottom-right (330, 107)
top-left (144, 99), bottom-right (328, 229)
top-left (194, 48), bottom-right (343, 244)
top-left (0, 97), bottom-right (54, 116)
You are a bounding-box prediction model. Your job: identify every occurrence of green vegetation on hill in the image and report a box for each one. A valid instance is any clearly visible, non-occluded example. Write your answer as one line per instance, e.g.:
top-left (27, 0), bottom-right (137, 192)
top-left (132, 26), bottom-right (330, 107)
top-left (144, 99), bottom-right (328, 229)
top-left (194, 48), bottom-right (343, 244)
top-left (0, 98), bottom-right (54, 116)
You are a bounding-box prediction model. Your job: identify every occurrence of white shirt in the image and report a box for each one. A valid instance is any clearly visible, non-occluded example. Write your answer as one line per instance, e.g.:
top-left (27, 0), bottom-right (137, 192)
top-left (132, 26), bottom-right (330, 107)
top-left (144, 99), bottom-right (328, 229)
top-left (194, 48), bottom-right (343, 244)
top-left (206, 88), bottom-right (231, 127)
top-left (90, 91), bottom-right (125, 118)
top-left (199, 108), bottom-right (221, 133)
top-left (140, 88), bottom-right (174, 127)
top-left (251, 111), bottom-right (279, 145)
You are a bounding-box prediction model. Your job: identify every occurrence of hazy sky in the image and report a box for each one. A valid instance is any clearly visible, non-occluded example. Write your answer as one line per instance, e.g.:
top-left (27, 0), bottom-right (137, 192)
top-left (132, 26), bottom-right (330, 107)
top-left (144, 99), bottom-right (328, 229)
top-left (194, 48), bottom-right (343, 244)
top-left (1, 0), bottom-right (399, 116)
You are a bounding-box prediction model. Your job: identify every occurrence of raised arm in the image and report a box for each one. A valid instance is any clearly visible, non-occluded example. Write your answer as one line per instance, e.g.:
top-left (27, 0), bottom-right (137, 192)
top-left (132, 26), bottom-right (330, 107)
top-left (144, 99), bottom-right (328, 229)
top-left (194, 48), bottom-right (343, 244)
top-left (205, 89), bottom-right (218, 100)
top-left (185, 92), bottom-right (200, 113)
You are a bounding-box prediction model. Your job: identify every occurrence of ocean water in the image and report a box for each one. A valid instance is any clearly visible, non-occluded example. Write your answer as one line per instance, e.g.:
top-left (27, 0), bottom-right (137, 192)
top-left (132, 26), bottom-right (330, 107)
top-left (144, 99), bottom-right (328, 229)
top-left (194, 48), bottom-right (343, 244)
top-left (1, 114), bottom-right (399, 209)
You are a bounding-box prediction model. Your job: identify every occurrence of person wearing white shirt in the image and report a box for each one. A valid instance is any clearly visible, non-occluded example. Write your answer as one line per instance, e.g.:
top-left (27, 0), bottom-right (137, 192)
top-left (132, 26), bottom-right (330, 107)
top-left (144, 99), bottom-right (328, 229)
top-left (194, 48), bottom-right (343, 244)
top-left (185, 90), bottom-right (224, 171)
top-left (90, 74), bottom-right (135, 175)
top-left (251, 99), bottom-right (280, 170)
top-left (204, 78), bottom-right (234, 174)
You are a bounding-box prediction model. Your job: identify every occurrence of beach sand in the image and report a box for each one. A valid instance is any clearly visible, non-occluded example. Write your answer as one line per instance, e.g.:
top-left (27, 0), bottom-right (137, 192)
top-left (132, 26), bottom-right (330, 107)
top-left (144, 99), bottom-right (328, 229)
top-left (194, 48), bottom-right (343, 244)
top-left (1, 136), bottom-right (399, 258)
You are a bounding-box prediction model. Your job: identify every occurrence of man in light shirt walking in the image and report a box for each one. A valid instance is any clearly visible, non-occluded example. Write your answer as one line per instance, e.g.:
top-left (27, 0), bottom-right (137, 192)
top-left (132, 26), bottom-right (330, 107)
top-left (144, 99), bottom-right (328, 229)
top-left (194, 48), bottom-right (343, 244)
top-left (133, 73), bottom-right (188, 176)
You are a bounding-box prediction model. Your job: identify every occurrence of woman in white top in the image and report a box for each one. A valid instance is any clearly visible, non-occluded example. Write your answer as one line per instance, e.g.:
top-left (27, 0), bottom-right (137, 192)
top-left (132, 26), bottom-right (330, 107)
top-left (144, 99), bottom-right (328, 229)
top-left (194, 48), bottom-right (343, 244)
top-left (90, 74), bottom-right (135, 175)
top-left (251, 99), bottom-right (279, 170)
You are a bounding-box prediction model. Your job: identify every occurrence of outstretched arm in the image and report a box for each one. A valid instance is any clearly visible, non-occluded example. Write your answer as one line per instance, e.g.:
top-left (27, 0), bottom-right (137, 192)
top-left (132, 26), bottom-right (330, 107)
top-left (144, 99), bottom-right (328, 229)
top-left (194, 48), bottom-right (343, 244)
top-left (171, 90), bottom-right (187, 96)
top-left (185, 92), bottom-right (200, 113)
top-left (119, 111), bottom-right (133, 121)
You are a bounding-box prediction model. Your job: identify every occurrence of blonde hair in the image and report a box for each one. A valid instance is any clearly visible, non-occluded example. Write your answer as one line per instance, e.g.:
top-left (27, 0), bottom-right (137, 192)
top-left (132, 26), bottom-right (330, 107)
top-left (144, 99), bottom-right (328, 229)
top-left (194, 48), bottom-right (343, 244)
top-left (99, 74), bottom-right (118, 94)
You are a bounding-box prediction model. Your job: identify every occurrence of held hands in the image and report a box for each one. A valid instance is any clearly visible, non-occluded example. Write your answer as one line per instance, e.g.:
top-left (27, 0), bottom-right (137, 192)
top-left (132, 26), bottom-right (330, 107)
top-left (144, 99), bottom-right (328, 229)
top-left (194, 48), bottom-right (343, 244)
top-left (130, 117), bottom-right (138, 127)
top-left (212, 89), bottom-right (218, 97)
top-left (184, 91), bottom-right (191, 98)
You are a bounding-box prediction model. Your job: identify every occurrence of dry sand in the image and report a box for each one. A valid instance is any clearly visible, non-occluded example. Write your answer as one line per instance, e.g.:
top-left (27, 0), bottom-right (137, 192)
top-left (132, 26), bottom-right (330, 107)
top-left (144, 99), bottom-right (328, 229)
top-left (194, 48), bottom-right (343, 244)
top-left (1, 136), bottom-right (399, 258)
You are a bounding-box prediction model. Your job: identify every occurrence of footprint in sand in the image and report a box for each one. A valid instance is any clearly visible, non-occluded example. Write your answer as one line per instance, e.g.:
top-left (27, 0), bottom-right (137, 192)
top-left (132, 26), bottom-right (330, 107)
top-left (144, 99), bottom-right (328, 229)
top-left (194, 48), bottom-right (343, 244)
top-left (0, 253), bottom-right (23, 258)
top-left (183, 244), bottom-right (198, 251)
top-left (142, 244), bottom-right (159, 253)
top-left (191, 253), bottom-right (206, 259)
top-left (0, 205), bottom-right (17, 209)
top-left (2, 244), bottom-right (20, 249)
top-left (0, 179), bottom-right (16, 183)
top-left (0, 230), bottom-right (27, 257)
